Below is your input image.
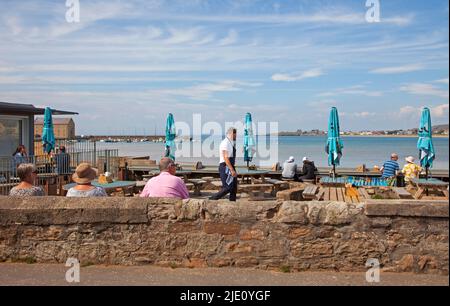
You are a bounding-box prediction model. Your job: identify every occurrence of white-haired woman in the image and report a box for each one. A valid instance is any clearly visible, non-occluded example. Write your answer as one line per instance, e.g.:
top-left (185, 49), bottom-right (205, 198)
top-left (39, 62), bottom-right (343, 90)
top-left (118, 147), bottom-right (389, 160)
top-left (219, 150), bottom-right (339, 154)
top-left (9, 163), bottom-right (45, 197)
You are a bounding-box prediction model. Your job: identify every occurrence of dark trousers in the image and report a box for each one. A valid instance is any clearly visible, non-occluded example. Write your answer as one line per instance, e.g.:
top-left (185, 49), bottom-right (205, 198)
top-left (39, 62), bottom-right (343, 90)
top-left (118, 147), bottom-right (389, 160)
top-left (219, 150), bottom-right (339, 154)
top-left (211, 163), bottom-right (238, 201)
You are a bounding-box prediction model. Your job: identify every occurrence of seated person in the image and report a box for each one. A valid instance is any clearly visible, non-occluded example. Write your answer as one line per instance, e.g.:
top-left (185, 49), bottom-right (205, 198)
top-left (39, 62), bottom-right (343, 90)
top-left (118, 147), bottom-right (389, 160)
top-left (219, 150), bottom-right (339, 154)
top-left (282, 156), bottom-right (297, 180)
top-left (402, 156), bottom-right (422, 183)
top-left (9, 163), bottom-right (45, 197)
top-left (298, 157), bottom-right (318, 182)
top-left (140, 157), bottom-right (189, 199)
top-left (380, 153), bottom-right (400, 178)
top-left (66, 163), bottom-right (107, 197)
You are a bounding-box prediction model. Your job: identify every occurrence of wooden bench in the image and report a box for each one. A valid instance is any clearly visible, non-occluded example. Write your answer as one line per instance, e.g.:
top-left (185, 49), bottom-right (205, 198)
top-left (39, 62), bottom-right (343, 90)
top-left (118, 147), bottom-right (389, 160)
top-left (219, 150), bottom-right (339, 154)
top-left (302, 185), bottom-right (318, 200)
top-left (316, 187), bottom-right (360, 203)
top-left (345, 187), bottom-right (361, 203)
top-left (266, 178), bottom-right (290, 196)
top-left (392, 187), bottom-right (413, 199)
top-left (281, 178), bottom-right (295, 182)
top-left (316, 187), bottom-right (326, 201)
top-left (201, 177), bottom-right (215, 182)
top-left (301, 179), bottom-right (315, 184)
top-left (187, 179), bottom-right (207, 196)
top-left (357, 188), bottom-right (371, 201)
top-left (240, 184), bottom-right (273, 201)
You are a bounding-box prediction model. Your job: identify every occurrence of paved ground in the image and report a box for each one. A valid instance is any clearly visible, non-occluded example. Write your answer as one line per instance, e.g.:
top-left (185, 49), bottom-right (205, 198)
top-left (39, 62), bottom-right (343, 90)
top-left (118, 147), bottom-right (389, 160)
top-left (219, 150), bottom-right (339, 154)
top-left (0, 264), bottom-right (448, 286)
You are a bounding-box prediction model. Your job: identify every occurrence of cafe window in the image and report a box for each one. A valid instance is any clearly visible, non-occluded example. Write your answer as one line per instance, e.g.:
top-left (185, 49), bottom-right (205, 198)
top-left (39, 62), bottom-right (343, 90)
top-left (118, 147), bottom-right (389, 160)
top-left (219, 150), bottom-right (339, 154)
top-left (0, 116), bottom-right (29, 156)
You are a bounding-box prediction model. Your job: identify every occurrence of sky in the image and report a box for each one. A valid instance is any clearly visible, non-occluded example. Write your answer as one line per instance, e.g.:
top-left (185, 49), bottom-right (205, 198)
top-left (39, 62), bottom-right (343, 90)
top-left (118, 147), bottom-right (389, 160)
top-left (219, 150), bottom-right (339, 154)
top-left (0, 0), bottom-right (448, 135)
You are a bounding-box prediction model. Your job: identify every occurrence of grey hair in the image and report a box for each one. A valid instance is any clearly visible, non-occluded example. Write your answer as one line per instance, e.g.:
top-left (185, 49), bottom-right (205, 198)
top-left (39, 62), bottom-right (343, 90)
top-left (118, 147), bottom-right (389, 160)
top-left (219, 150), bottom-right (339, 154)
top-left (17, 163), bottom-right (36, 181)
top-left (227, 127), bottom-right (237, 136)
top-left (159, 157), bottom-right (175, 171)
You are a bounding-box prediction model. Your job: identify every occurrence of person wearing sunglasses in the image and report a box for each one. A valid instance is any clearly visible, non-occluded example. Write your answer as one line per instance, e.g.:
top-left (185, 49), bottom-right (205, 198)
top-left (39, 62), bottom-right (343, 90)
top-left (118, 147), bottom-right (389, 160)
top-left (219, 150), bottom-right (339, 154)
top-left (9, 163), bottom-right (45, 197)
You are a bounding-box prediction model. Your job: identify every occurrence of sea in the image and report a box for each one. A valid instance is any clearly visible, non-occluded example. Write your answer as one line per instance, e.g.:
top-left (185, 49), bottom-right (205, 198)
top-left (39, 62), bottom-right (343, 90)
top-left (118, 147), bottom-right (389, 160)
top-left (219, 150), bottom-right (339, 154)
top-left (96, 136), bottom-right (449, 170)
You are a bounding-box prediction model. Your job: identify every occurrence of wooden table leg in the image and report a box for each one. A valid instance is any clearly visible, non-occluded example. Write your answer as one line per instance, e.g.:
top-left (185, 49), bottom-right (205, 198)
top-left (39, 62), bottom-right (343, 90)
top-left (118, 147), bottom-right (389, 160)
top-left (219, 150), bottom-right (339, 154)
top-left (194, 184), bottom-right (202, 196)
top-left (258, 188), bottom-right (265, 199)
top-left (414, 188), bottom-right (425, 200)
top-left (442, 188), bottom-right (449, 199)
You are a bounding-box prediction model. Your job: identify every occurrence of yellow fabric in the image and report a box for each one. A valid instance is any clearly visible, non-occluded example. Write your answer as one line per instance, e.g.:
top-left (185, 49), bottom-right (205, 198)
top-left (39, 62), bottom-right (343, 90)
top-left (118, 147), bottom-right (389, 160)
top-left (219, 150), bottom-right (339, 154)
top-left (402, 163), bottom-right (422, 182)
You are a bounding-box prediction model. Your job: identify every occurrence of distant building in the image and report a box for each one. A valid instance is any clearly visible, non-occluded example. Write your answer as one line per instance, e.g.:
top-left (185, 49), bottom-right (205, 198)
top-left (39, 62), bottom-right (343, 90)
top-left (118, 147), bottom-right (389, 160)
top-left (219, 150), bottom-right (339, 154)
top-left (35, 118), bottom-right (76, 140)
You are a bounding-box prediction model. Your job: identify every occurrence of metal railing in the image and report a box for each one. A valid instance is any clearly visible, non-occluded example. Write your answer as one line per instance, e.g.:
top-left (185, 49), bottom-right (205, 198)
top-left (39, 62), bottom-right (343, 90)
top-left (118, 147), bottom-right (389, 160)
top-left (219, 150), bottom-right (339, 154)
top-left (34, 139), bottom-right (97, 156)
top-left (0, 148), bottom-right (119, 196)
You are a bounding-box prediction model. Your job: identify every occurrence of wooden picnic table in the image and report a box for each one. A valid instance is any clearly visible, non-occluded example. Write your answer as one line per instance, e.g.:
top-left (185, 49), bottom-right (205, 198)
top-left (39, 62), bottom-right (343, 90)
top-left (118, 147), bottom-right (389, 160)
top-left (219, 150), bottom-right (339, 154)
top-left (239, 184), bottom-right (273, 201)
top-left (316, 186), bottom-right (369, 203)
top-left (320, 176), bottom-right (392, 187)
top-left (63, 180), bottom-right (137, 196)
top-left (145, 170), bottom-right (192, 182)
top-left (410, 178), bottom-right (449, 200)
top-left (236, 170), bottom-right (270, 184)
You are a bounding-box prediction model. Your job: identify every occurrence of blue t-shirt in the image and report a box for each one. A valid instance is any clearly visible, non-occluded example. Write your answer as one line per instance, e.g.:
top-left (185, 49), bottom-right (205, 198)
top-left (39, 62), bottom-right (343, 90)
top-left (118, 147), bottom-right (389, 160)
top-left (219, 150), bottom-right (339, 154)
top-left (382, 160), bottom-right (399, 178)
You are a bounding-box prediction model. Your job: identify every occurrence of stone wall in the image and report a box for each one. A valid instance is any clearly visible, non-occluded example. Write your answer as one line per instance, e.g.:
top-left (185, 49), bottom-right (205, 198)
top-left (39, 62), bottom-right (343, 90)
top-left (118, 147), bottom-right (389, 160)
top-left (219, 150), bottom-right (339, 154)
top-left (0, 197), bottom-right (448, 274)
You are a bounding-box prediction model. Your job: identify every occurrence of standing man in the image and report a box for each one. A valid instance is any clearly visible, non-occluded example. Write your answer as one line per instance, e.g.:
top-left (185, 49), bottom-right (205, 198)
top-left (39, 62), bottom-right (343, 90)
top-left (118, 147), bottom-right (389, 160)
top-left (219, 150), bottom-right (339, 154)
top-left (210, 127), bottom-right (238, 201)
top-left (55, 146), bottom-right (71, 176)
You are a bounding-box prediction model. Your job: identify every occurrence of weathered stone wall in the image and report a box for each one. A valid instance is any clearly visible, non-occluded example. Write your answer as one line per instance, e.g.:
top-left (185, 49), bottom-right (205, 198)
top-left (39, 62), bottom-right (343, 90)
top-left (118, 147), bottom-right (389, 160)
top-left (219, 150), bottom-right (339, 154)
top-left (0, 197), bottom-right (448, 274)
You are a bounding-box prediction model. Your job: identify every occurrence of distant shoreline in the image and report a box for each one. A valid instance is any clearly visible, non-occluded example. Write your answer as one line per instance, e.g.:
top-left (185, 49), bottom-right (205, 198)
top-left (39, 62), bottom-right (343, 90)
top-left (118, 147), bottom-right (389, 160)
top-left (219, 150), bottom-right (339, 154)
top-left (273, 134), bottom-right (449, 138)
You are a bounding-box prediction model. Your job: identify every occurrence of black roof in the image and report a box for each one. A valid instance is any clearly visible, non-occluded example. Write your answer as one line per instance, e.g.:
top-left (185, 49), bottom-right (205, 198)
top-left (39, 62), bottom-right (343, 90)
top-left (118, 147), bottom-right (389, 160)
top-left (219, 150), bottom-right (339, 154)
top-left (0, 102), bottom-right (78, 115)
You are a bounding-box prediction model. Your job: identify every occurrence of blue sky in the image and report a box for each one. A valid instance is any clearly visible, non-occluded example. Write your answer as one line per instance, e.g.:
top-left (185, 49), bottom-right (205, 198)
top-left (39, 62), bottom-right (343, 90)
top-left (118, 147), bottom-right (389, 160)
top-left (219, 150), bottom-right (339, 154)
top-left (0, 0), bottom-right (448, 135)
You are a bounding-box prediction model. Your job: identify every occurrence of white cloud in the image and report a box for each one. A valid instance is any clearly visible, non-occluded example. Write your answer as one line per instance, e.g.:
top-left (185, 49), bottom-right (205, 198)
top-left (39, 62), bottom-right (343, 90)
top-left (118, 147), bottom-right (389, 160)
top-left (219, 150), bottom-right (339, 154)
top-left (219, 29), bottom-right (238, 46)
top-left (318, 85), bottom-right (383, 97)
top-left (272, 68), bottom-right (324, 82)
top-left (144, 11), bottom-right (414, 26)
top-left (4, 16), bottom-right (22, 35)
top-left (400, 83), bottom-right (449, 98)
top-left (154, 80), bottom-right (262, 100)
top-left (165, 27), bottom-right (205, 45)
top-left (431, 104), bottom-right (450, 118)
top-left (341, 111), bottom-right (376, 118)
top-left (370, 64), bottom-right (424, 74)
top-left (435, 78), bottom-right (449, 85)
top-left (399, 104), bottom-right (449, 119)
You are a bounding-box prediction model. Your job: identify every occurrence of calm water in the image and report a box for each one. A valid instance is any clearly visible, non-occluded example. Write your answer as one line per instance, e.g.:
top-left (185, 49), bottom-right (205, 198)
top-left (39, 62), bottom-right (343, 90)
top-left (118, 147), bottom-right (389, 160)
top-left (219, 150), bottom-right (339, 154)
top-left (97, 136), bottom-right (449, 170)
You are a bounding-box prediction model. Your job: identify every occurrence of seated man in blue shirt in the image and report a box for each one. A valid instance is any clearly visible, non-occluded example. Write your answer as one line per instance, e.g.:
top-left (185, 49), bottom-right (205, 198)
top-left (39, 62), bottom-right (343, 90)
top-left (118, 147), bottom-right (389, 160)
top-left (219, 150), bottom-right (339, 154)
top-left (380, 153), bottom-right (400, 178)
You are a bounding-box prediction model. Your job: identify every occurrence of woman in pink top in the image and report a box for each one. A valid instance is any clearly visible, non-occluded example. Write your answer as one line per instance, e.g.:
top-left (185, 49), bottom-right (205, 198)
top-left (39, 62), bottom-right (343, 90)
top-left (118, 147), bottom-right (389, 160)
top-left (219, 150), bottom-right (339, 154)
top-left (140, 158), bottom-right (189, 199)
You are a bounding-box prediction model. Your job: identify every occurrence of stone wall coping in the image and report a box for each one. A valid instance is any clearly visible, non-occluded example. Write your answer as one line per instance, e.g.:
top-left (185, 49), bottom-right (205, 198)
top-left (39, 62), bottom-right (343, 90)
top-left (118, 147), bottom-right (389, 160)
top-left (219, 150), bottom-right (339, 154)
top-left (0, 196), bottom-right (448, 226)
top-left (365, 200), bottom-right (449, 218)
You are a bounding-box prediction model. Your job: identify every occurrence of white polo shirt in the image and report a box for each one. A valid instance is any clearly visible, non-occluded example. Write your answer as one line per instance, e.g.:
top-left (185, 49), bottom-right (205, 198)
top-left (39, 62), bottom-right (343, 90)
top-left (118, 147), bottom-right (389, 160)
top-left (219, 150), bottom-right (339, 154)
top-left (219, 137), bottom-right (235, 164)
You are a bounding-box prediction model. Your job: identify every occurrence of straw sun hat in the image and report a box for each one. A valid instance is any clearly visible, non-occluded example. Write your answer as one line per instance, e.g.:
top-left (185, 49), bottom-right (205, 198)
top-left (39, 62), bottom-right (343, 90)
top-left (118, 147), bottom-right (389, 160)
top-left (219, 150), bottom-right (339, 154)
top-left (405, 156), bottom-right (415, 164)
top-left (72, 163), bottom-right (98, 184)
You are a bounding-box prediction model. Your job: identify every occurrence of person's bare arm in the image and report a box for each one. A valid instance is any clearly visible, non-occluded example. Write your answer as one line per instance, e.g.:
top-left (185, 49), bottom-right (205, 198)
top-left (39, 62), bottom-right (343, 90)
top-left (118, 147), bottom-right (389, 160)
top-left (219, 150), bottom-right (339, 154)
top-left (222, 151), bottom-right (237, 177)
